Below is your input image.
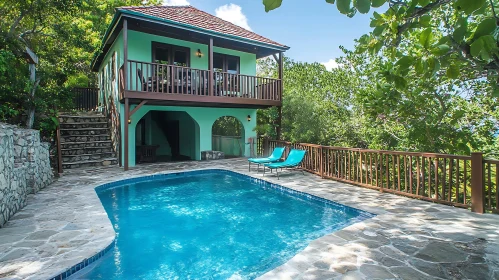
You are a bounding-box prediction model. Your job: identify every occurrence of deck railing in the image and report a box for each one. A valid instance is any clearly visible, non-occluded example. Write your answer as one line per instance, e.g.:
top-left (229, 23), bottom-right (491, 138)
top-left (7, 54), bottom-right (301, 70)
top-left (126, 60), bottom-right (281, 101)
top-left (259, 138), bottom-right (498, 214)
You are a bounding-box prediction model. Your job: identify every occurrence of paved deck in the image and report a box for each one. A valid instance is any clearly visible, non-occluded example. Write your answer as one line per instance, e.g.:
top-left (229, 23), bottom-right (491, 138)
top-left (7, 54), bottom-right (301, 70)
top-left (0, 159), bottom-right (498, 280)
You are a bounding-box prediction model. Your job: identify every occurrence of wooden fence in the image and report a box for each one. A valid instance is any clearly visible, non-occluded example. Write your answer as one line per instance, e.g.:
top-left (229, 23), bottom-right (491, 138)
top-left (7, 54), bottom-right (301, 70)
top-left (72, 87), bottom-right (99, 111)
top-left (258, 138), bottom-right (497, 214)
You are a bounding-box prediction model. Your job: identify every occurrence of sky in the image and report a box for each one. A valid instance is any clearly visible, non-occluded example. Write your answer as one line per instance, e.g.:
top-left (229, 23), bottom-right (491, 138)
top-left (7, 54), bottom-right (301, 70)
top-left (163, 0), bottom-right (379, 70)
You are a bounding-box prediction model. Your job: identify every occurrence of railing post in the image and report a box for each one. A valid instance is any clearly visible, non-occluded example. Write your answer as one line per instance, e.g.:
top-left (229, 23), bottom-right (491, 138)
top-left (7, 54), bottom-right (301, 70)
top-left (471, 152), bottom-right (484, 213)
top-left (56, 125), bottom-right (63, 174)
top-left (319, 146), bottom-right (324, 178)
top-left (263, 137), bottom-right (269, 157)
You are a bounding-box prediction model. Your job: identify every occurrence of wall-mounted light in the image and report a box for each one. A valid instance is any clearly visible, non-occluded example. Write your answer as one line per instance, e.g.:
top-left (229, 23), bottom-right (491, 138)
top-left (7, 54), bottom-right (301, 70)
top-left (195, 49), bottom-right (203, 58)
top-left (247, 115), bottom-right (251, 122)
top-left (128, 119), bottom-right (131, 124)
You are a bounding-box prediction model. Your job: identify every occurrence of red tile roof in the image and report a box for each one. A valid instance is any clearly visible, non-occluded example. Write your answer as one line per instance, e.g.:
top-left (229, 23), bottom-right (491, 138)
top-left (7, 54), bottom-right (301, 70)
top-left (118, 5), bottom-right (288, 49)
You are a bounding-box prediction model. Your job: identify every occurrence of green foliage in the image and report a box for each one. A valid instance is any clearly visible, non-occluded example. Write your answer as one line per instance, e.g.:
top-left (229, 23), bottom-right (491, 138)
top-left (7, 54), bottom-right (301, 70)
top-left (257, 47), bottom-right (499, 157)
top-left (263, 0), bottom-right (499, 97)
top-left (0, 0), bottom-right (158, 136)
top-left (212, 116), bottom-right (243, 137)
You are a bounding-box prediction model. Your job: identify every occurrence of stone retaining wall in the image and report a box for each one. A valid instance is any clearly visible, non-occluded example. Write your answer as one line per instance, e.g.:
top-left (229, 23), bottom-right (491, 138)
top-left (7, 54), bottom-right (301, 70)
top-left (0, 123), bottom-right (53, 227)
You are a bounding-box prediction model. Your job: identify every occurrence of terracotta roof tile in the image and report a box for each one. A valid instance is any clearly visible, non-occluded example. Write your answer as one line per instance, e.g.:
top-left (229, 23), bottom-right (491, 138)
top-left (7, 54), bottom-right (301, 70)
top-left (118, 5), bottom-right (287, 48)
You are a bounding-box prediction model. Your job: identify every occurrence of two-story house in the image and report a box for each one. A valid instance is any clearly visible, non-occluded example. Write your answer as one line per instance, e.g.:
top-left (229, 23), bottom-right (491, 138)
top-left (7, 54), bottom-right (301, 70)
top-left (91, 5), bottom-right (288, 170)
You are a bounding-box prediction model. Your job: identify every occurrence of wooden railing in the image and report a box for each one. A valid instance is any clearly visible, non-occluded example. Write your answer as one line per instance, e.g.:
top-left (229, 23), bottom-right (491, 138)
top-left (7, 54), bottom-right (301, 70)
top-left (72, 87), bottom-right (99, 111)
top-left (126, 60), bottom-right (281, 101)
top-left (259, 138), bottom-right (498, 214)
top-left (483, 159), bottom-right (499, 212)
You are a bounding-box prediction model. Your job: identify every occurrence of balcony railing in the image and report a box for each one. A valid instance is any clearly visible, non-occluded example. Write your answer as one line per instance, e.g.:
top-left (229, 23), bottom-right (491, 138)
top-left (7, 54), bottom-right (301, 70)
top-left (124, 60), bottom-right (281, 103)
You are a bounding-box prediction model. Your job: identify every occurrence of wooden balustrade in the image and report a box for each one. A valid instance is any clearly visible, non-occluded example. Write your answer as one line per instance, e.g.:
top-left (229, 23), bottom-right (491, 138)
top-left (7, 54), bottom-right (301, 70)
top-left (258, 138), bottom-right (498, 214)
top-left (126, 60), bottom-right (281, 102)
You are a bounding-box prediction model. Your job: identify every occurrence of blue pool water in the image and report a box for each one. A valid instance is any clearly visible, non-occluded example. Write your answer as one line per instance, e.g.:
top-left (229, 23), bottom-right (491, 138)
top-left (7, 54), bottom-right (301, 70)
top-left (82, 170), bottom-right (372, 279)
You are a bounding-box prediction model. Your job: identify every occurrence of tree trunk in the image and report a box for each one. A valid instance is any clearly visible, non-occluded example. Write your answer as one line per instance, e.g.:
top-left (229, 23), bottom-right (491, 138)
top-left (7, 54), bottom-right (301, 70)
top-left (25, 63), bottom-right (39, 129)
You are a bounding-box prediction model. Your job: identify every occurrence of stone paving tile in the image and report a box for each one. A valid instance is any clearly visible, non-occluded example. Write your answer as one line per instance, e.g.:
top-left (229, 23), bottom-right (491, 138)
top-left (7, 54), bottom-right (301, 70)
top-left (0, 158), bottom-right (498, 279)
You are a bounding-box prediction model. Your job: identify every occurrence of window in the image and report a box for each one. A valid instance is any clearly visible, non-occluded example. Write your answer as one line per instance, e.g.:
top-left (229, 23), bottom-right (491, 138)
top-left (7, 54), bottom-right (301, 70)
top-left (213, 53), bottom-right (240, 73)
top-left (152, 42), bottom-right (190, 66)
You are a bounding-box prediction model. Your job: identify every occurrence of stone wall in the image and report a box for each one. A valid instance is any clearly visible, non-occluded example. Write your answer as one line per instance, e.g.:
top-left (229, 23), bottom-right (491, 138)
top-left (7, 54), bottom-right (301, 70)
top-left (0, 123), bottom-right (53, 227)
top-left (201, 150), bottom-right (225, 160)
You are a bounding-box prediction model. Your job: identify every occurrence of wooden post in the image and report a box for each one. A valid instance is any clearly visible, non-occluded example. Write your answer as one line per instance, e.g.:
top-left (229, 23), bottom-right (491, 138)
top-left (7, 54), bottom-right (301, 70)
top-left (276, 52), bottom-right (284, 140)
top-left (208, 37), bottom-right (213, 96)
top-left (123, 19), bottom-right (128, 92)
top-left (124, 98), bottom-right (129, 171)
top-left (56, 124), bottom-right (63, 174)
top-left (319, 146), bottom-right (324, 178)
top-left (263, 137), bottom-right (269, 157)
top-left (471, 152), bottom-right (484, 213)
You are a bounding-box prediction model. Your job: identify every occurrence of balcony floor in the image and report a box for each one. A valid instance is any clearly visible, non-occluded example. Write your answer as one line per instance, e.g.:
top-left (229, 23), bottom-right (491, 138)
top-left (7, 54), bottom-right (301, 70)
top-left (124, 91), bottom-right (281, 108)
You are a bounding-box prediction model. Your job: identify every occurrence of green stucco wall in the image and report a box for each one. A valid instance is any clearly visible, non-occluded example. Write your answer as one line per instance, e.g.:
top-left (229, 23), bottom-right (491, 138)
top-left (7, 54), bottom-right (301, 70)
top-left (98, 31), bottom-right (124, 110)
top-left (122, 105), bottom-right (257, 167)
top-left (127, 30), bottom-right (257, 75)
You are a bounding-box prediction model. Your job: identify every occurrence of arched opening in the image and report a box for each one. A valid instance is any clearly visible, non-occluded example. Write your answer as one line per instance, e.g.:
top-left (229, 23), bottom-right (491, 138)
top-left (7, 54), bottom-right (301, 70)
top-left (212, 116), bottom-right (245, 158)
top-left (135, 110), bottom-right (199, 163)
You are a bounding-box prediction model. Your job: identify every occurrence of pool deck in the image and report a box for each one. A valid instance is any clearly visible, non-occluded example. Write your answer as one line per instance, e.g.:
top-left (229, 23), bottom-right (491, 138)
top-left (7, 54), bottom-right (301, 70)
top-left (0, 158), bottom-right (498, 280)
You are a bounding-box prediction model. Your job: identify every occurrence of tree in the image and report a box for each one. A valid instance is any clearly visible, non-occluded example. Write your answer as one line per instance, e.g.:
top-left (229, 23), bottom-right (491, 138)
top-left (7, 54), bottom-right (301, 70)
top-left (0, 0), bottom-right (158, 135)
top-left (263, 0), bottom-right (499, 96)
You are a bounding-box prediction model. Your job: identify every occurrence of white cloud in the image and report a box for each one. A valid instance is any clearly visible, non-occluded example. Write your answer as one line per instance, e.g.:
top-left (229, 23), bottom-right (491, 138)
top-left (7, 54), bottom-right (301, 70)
top-left (321, 59), bottom-right (339, 71)
top-left (163, 0), bottom-right (190, 5)
top-left (215, 4), bottom-right (252, 31)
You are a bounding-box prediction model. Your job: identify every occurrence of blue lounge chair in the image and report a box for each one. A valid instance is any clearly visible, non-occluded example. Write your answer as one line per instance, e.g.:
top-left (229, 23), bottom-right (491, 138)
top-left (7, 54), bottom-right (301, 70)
top-left (263, 149), bottom-right (307, 179)
top-left (248, 147), bottom-right (285, 172)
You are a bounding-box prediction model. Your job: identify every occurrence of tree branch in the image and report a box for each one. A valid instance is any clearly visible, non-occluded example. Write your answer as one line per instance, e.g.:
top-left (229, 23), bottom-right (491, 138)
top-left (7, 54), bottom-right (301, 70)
top-left (8, 11), bottom-right (25, 37)
top-left (393, 0), bottom-right (452, 46)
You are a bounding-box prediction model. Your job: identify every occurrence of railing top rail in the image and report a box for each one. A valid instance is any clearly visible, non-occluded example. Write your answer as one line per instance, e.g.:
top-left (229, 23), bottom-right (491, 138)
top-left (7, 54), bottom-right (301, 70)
top-left (73, 87), bottom-right (99, 90)
top-left (127, 60), bottom-right (208, 72)
top-left (269, 139), bottom-right (472, 159)
top-left (484, 159), bottom-right (499, 164)
top-left (127, 59), bottom-right (281, 81)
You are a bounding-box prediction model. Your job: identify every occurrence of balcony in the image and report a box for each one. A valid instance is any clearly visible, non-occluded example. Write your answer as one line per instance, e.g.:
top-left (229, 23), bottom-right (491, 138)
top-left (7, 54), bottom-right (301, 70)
top-left (120, 60), bottom-right (282, 108)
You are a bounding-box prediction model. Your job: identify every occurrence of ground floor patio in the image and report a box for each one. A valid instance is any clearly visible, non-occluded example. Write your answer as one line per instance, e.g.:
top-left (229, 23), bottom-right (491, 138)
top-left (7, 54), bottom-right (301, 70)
top-left (0, 158), bottom-right (498, 279)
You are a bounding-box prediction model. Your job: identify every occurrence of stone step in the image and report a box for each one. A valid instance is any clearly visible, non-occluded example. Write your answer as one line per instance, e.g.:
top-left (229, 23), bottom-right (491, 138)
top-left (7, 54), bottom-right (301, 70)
top-left (61, 141), bottom-right (113, 149)
top-left (62, 152), bottom-right (116, 163)
top-left (61, 146), bottom-right (114, 156)
top-left (60, 135), bottom-right (111, 142)
top-left (59, 115), bottom-right (107, 124)
top-left (60, 128), bottom-right (110, 136)
top-left (60, 122), bottom-right (109, 129)
top-left (62, 158), bottom-right (118, 169)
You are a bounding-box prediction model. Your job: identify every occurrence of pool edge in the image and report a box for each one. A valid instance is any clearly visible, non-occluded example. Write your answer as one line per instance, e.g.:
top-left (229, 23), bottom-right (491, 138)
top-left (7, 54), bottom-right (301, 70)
top-left (50, 167), bottom-right (375, 280)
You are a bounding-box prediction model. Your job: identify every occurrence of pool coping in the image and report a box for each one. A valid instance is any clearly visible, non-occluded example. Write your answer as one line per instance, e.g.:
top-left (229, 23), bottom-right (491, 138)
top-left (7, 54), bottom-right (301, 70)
top-left (49, 168), bottom-right (376, 279)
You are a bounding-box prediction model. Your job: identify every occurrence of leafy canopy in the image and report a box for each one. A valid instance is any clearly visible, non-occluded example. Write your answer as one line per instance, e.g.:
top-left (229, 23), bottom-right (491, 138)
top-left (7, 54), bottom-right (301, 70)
top-left (263, 0), bottom-right (499, 96)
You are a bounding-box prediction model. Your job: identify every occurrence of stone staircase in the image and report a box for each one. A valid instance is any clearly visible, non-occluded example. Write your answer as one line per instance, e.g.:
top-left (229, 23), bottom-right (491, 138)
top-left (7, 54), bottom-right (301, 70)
top-left (59, 112), bottom-right (118, 169)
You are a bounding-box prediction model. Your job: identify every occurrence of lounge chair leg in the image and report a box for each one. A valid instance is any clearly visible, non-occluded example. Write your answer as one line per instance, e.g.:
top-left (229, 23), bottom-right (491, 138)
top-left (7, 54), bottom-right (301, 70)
top-left (248, 162), bottom-right (250, 172)
top-left (277, 169), bottom-right (279, 179)
top-left (263, 166), bottom-right (265, 176)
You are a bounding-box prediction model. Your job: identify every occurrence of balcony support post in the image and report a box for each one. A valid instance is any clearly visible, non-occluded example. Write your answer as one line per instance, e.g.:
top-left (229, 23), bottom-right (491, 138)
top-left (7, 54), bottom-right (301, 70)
top-left (123, 18), bottom-right (128, 93)
top-left (277, 52), bottom-right (283, 140)
top-left (208, 37), bottom-right (214, 96)
top-left (124, 97), bottom-right (129, 171)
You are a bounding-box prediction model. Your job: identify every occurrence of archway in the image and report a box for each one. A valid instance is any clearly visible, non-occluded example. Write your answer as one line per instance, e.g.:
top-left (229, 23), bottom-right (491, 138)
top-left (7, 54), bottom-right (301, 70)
top-left (212, 116), bottom-right (245, 158)
top-left (135, 110), bottom-right (199, 163)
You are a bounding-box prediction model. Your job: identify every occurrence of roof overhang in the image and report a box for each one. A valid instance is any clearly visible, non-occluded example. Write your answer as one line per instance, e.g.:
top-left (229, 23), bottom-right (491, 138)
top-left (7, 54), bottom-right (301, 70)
top-left (91, 9), bottom-right (289, 72)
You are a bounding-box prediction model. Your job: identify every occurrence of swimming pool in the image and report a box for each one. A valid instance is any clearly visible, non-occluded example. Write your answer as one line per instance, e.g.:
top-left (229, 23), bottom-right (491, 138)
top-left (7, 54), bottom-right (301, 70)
top-left (79, 170), bottom-right (373, 279)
